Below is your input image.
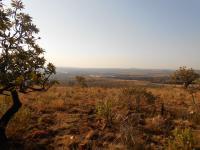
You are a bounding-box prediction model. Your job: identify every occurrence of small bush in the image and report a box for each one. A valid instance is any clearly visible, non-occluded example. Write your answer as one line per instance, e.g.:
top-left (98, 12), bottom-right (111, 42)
top-left (120, 87), bottom-right (156, 112)
top-left (76, 76), bottom-right (88, 88)
top-left (96, 98), bottom-right (114, 127)
top-left (171, 66), bottom-right (199, 88)
top-left (166, 128), bottom-right (195, 150)
top-left (120, 114), bottom-right (143, 149)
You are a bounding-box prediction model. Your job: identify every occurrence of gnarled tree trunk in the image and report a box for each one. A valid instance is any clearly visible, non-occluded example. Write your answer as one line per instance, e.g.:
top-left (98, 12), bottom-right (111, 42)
top-left (0, 90), bottom-right (22, 145)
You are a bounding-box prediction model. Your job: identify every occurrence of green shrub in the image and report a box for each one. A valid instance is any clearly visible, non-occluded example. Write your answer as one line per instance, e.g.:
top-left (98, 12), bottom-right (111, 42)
top-left (166, 128), bottom-right (195, 150)
top-left (96, 98), bottom-right (114, 127)
top-left (171, 66), bottom-right (199, 88)
top-left (75, 76), bottom-right (88, 87)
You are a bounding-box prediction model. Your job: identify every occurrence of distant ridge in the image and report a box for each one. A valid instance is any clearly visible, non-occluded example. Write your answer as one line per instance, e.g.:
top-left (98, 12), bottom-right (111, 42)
top-left (56, 67), bottom-right (174, 77)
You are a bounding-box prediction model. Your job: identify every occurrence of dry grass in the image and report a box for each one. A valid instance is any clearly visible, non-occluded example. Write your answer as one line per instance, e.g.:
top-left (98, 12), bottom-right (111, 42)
top-left (1, 83), bottom-right (200, 149)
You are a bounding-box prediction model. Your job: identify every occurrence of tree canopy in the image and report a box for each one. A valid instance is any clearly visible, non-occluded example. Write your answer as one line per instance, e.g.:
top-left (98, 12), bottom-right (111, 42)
top-left (0, 0), bottom-right (56, 144)
top-left (0, 0), bottom-right (56, 94)
top-left (172, 66), bottom-right (199, 88)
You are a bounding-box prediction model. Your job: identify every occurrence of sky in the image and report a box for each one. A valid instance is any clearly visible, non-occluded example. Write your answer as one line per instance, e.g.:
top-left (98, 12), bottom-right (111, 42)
top-left (6, 0), bottom-right (200, 69)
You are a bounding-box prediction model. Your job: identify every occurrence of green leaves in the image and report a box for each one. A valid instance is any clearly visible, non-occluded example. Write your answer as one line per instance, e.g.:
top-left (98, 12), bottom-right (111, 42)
top-left (75, 76), bottom-right (87, 87)
top-left (167, 128), bottom-right (195, 150)
top-left (11, 0), bottom-right (24, 10)
top-left (0, 0), bottom-right (56, 93)
top-left (28, 72), bottom-right (39, 82)
top-left (15, 76), bottom-right (24, 85)
top-left (46, 63), bottom-right (56, 74)
top-left (172, 66), bottom-right (200, 88)
top-left (0, 10), bottom-right (11, 31)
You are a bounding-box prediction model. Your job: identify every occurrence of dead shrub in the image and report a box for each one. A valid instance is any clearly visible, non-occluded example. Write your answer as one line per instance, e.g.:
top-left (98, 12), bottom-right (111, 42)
top-left (120, 87), bottom-right (156, 112)
top-left (119, 113), bottom-right (144, 149)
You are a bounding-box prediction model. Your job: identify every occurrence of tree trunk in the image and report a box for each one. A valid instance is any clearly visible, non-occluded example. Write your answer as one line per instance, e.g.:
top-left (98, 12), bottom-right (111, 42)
top-left (0, 90), bottom-right (22, 145)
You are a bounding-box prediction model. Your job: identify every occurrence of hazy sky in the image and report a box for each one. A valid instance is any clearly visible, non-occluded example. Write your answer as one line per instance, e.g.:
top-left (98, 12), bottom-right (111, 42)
top-left (9, 0), bottom-right (200, 69)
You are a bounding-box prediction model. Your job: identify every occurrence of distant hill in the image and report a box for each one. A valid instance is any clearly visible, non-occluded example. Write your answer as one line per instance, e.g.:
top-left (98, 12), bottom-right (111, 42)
top-left (54, 67), bottom-right (200, 84)
top-left (55, 67), bottom-right (172, 83)
top-left (56, 67), bottom-right (174, 77)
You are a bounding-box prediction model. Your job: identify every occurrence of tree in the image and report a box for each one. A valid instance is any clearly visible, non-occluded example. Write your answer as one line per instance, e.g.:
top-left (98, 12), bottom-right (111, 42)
top-left (172, 66), bottom-right (199, 88)
top-left (76, 76), bottom-right (87, 87)
top-left (0, 0), bottom-right (55, 144)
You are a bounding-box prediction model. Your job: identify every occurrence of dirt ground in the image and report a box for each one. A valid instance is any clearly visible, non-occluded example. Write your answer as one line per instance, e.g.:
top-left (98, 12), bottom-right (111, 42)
top-left (1, 85), bottom-right (200, 149)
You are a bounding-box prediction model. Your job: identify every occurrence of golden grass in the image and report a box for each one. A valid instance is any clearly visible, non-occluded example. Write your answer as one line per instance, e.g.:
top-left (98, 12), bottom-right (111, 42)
top-left (1, 84), bottom-right (200, 149)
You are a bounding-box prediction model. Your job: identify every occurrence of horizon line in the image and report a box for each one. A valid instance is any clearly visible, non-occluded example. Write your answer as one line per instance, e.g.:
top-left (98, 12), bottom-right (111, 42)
top-left (55, 66), bottom-right (179, 70)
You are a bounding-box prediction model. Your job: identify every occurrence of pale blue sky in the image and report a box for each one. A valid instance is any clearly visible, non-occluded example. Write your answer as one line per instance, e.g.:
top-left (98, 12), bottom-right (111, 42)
top-left (9, 0), bottom-right (200, 69)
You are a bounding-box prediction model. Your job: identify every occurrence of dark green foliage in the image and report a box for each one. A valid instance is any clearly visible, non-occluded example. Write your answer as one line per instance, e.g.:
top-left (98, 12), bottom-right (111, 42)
top-left (172, 66), bottom-right (199, 88)
top-left (0, 0), bottom-right (55, 144)
top-left (0, 0), bottom-right (56, 93)
top-left (76, 76), bottom-right (87, 87)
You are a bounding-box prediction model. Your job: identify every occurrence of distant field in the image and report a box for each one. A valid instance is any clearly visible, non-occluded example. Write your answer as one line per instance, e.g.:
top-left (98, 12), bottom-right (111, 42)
top-left (55, 67), bottom-right (173, 82)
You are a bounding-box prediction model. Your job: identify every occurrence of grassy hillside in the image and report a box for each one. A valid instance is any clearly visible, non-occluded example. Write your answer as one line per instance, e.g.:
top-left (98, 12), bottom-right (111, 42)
top-left (1, 81), bottom-right (200, 149)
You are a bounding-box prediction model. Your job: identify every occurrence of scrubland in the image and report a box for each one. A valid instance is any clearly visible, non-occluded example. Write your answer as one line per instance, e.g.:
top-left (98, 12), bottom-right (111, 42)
top-left (1, 81), bottom-right (200, 149)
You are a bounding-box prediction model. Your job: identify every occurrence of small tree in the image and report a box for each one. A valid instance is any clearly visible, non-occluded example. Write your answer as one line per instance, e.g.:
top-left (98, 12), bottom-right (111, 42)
top-left (0, 0), bottom-right (55, 144)
top-left (172, 66), bottom-right (199, 88)
top-left (75, 76), bottom-right (87, 87)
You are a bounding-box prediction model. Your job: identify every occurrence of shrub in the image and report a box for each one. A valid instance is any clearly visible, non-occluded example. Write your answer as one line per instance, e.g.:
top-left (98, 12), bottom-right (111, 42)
top-left (121, 87), bottom-right (156, 112)
top-left (96, 98), bottom-right (114, 127)
top-left (171, 66), bottom-right (199, 88)
top-left (75, 76), bottom-right (88, 87)
top-left (166, 128), bottom-right (195, 150)
top-left (120, 113), bottom-right (143, 149)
